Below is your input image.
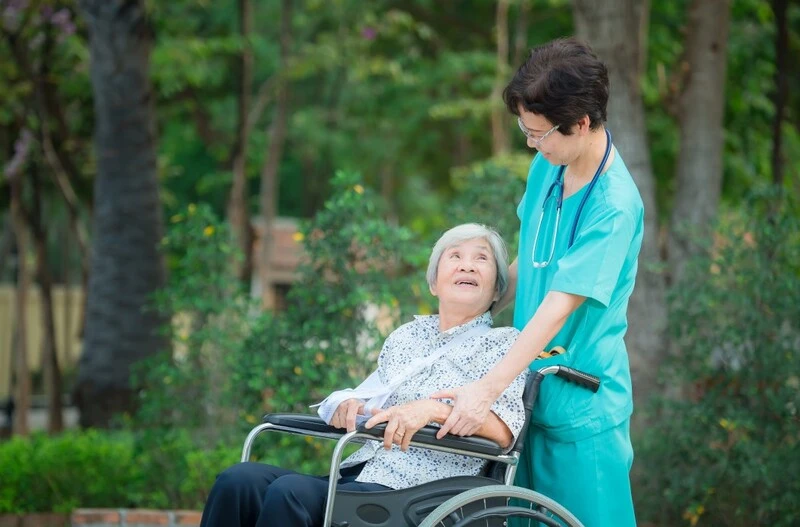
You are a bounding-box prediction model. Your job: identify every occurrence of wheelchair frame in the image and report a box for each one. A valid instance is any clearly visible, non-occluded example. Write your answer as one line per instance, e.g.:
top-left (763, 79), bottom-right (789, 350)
top-left (241, 364), bottom-right (599, 527)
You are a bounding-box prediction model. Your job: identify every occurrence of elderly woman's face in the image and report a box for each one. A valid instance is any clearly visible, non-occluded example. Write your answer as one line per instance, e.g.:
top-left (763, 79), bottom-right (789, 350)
top-left (430, 237), bottom-right (498, 312)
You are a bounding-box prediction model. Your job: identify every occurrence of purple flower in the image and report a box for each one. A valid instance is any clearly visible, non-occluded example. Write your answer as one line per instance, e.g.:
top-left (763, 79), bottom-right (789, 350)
top-left (2, 0), bottom-right (29, 31)
top-left (51, 8), bottom-right (75, 39)
top-left (361, 26), bottom-right (376, 40)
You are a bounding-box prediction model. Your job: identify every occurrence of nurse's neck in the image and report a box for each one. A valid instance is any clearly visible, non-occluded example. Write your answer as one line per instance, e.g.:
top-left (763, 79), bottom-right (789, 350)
top-left (566, 125), bottom-right (614, 185)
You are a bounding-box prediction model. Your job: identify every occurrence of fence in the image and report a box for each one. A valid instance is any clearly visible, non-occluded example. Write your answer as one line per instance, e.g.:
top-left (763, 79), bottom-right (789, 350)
top-left (0, 285), bottom-right (84, 401)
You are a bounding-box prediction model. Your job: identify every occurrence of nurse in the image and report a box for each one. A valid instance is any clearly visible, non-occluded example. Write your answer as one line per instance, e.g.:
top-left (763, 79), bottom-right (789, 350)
top-left (433, 38), bottom-right (643, 526)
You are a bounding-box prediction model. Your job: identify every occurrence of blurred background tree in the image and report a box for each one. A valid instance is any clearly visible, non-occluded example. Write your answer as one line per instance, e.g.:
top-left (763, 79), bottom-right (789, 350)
top-left (0, 0), bottom-right (798, 523)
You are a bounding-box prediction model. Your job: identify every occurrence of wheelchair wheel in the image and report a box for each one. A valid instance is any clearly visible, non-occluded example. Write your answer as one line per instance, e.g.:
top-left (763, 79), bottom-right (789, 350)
top-left (418, 484), bottom-right (584, 527)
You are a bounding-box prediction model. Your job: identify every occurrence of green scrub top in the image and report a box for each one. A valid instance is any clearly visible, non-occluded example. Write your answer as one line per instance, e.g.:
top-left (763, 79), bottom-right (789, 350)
top-left (514, 149), bottom-right (644, 442)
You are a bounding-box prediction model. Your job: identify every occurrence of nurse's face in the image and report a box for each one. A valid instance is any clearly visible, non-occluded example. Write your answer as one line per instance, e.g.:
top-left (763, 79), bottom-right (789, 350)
top-left (430, 237), bottom-right (499, 314)
top-left (517, 107), bottom-right (584, 166)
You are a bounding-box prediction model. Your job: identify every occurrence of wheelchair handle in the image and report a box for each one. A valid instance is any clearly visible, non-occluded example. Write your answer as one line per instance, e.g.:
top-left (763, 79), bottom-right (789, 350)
top-left (554, 366), bottom-right (600, 393)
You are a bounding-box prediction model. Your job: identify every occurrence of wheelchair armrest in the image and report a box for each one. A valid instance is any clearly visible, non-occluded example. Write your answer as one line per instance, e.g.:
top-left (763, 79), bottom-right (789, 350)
top-left (262, 413), bottom-right (345, 435)
top-left (357, 423), bottom-right (504, 456)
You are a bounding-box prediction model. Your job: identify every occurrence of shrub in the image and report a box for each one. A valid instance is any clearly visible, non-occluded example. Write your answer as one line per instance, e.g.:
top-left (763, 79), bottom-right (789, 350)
top-left (0, 431), bottom-right (142, 513)
top-left (636, 194), bottom-right (800, 526)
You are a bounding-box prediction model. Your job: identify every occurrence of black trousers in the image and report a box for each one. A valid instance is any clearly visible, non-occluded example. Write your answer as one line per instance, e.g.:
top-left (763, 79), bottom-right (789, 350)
top-left (200, 462), bottom-right (389, 527)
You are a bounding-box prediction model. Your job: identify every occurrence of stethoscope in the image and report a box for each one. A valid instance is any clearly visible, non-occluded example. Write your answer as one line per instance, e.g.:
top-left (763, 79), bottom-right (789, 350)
top-left (531, 129), bottom-right (613, 268)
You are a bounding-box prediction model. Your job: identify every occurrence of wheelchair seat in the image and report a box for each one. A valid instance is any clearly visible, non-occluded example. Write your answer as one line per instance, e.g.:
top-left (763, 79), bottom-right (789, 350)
top-left (331, 475), bottom-right (502, 527)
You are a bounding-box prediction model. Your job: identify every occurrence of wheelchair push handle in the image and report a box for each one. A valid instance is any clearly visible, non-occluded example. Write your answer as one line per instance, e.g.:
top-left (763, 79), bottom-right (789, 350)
top-left (554, 365), bottom-right (600, 392)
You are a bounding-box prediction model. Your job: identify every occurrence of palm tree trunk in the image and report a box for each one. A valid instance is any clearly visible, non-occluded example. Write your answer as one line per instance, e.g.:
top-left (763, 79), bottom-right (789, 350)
top-left (75, 0), bottom-right (168, 428)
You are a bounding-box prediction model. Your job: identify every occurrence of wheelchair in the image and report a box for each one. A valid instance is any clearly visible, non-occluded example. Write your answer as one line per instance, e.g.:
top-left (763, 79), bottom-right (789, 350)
top-left (241, 364), bottom-right (600, 527)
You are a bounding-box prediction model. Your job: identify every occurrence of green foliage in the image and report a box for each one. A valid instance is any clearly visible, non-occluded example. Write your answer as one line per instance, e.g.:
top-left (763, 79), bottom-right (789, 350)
top-left (636, 193), bottom-right (800, 526)
top-left (0, 430), bottom-right (241, 513)
top-left (0, 431), bottom-right (142, 513)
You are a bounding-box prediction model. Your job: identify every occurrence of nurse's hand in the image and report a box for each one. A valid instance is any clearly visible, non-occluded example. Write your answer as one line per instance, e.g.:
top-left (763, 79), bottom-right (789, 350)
top-left (430, 379), bottom-right (501, 439)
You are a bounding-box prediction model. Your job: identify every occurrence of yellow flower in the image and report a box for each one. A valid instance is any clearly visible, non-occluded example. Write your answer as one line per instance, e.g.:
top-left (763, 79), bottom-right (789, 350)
top-left (170, 214), bottom-right (184, 223)
top-left (719, 418), bottom-right (735, 432)
top-left (293, 366), bottom-right (303, 375)
top-left (353, 184), bottom-right (364, 194)
top-left (203, 225), bottom-right (215, 237)
top-left (315, 352), bottom-right (325, 364)
top-left (292, 231), bottom-right (305, 242)
top-left (188, 203), bottom-right (197, 215)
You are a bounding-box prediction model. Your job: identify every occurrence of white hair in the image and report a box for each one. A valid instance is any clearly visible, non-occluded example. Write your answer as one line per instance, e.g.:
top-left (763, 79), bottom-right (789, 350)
top-left (426, 223), bottom-right (509, 298)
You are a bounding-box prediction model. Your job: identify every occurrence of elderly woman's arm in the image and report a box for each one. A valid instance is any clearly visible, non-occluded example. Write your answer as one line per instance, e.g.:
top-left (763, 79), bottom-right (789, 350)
top-left (365, 399), bottom-right (513, 452)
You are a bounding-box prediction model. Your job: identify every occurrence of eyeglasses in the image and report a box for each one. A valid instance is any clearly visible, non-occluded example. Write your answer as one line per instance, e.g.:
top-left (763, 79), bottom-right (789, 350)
top-left (517, 118), bottom-right (560, 149)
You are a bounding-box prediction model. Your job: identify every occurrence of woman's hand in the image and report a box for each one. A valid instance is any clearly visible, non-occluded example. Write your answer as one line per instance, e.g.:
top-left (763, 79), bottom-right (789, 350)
top-left (364, 400), bottom-right (438, 451)
top-left (430, 379), bottom-right (501, 439)
top-left (329, 398), bottom-right (364, 432)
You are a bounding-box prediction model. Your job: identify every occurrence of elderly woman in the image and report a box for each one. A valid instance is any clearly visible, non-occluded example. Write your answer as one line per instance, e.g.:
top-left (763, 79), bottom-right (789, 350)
top-left (200, 223), bottom-right (528, 527)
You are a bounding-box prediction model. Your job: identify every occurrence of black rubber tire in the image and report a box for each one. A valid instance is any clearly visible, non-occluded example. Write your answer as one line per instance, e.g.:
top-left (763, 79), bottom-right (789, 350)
top-left (418, 484), bottom-right (584, 527)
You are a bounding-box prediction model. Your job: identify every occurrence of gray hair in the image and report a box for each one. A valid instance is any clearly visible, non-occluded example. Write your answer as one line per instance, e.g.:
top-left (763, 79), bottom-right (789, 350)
top-left (426, 223), bottom-right (509, 299)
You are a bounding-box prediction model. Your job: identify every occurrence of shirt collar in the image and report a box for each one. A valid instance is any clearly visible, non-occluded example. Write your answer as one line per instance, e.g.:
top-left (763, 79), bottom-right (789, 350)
top-left (413, 311), bottom-right (493, 336)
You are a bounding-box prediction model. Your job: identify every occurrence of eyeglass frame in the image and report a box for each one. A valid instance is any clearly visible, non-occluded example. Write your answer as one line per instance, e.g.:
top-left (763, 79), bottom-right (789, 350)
top-left (517, 118), bottom-right (560, 148)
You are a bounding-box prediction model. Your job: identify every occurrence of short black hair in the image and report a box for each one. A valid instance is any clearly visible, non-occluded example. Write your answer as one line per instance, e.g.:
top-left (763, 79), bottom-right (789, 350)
top-left (503, 37), bottom-right (609, 135)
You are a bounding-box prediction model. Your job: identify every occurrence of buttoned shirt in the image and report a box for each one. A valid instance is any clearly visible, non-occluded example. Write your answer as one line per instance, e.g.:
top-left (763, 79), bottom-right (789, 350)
top-left (339, 312), bottom-right (527, 490)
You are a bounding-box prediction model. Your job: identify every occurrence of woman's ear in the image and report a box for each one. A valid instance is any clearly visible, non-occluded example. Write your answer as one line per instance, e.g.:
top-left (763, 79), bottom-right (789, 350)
top-left (578, 115), bottom-right (592, 134)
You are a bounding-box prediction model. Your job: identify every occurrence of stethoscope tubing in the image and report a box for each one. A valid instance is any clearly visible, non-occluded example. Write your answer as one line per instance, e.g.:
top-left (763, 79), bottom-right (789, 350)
top-left (531, 128), bottom-right (613, 268)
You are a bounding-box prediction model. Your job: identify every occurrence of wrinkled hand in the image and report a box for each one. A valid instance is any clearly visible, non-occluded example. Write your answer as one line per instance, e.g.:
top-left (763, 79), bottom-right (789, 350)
top-left (364, 400), bottom-right (436, 451)
top-left (430, 380), bottom-right (497, 439)
top-left (330, 398), bottom-right (364, 432)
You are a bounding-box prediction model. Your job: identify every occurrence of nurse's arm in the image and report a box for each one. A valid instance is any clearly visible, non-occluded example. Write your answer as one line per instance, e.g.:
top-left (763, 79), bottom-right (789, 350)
top-left (492, 258), bottom-right (518, 316)
top-left (433, 290), bottom-right (585, 438)
top-left (486, 290), bottom-right (585, 392)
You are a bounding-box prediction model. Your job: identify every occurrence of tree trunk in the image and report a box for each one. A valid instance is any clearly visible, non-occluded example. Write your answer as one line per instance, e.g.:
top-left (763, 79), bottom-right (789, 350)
top-left (668, 0), bottom-right (731, 284)
top-left (770, 0), bottom-right (789, 188)
top-left (30, 167), bottom-right (64, 433)
top-left (8, 166), bottom-right (31, 436)
top-left (75, 0), bottom-right (168, 428)
top-left (228, 0), bottom-right (255, 284)
top-left (572, 0), bottom-right (668, 414)
top-left (491, 0), bottom-right (511, 155)
top-left (512, 0), bottom-right (530, 67)
top-left (258, 0), bottom-right (292, 309)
